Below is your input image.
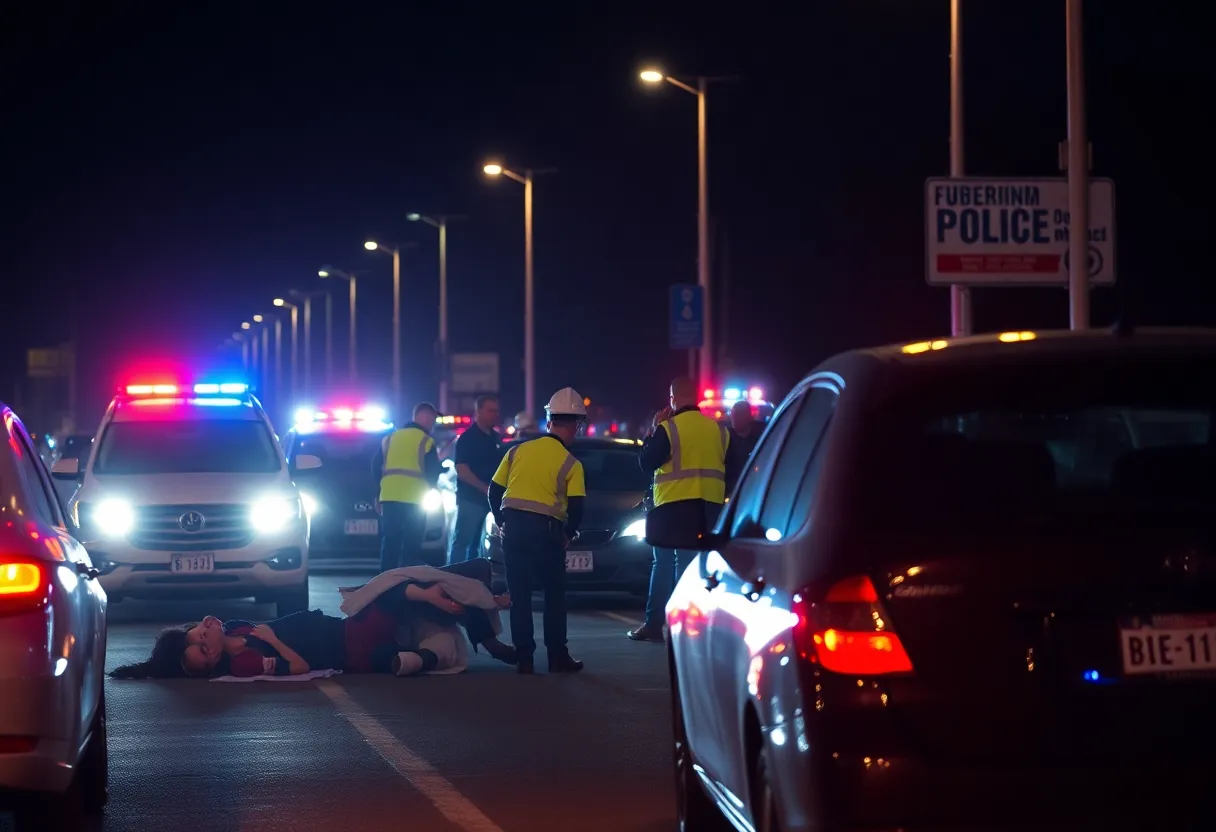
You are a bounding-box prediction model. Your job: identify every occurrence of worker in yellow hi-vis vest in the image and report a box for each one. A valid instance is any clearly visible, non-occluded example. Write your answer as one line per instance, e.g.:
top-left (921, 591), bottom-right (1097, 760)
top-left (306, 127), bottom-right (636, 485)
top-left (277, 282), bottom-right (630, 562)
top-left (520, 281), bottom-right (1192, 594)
top-left (628, 376), bottom-right (732, 642)
top-left (373, 403), bottom-right (441, 570)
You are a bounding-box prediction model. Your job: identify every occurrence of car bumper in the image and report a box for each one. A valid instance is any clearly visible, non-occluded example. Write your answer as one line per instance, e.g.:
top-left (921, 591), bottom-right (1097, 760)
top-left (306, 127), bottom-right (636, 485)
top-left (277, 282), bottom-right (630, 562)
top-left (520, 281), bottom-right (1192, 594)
top-left (0, 676), bottom-right (80, 794)
top-left (487, 534), bottom-right (652, 592)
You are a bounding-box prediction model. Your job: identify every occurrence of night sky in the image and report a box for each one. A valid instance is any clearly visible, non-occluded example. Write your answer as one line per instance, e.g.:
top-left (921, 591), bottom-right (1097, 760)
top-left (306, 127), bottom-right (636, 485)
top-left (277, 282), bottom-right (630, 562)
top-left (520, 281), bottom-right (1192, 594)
top-left (2, 3), bottom-right (1210, 427)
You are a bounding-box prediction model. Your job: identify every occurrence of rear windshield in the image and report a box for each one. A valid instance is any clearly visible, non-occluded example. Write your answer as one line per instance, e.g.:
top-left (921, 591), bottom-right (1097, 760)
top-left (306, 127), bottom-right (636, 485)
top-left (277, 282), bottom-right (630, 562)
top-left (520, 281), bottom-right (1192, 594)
top-left (859, 355), bottom-right (1216, 532)
top-left (291, 432), bottom-right (387, 473)
top-left (94, 420), bottom-right (281, 475)
top-left (572, 446), bottom-right (648, 492)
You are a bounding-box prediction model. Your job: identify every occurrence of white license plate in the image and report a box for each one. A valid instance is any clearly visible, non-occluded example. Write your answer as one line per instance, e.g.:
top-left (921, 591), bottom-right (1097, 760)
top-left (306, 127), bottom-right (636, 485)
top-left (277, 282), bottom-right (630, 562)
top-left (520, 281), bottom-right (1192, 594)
top-left (566, 551), bottom-right (593, 573)
top-left (1120, 615), bottom-right (1216, 675)
top-left (170, 553), bottom-right (215, 574)
top-left (345, 519), bottom-right (379, 535)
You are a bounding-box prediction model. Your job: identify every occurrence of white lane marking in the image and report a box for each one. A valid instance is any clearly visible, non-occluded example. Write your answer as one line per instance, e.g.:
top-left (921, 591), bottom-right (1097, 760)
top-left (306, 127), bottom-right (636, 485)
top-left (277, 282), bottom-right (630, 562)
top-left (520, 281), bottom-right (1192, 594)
top-left (598, 610), bottom-right (643, 627)
top-left (317, 679), bottom-right (504, 832)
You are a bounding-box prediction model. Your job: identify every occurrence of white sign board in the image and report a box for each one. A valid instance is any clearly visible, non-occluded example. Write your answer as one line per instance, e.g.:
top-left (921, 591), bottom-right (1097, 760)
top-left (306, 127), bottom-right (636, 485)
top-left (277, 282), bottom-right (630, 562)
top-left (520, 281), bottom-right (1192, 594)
top-left (450, 352), bottom-right (499, 394)
top-left (925, 177), bottom-right (1116, 286)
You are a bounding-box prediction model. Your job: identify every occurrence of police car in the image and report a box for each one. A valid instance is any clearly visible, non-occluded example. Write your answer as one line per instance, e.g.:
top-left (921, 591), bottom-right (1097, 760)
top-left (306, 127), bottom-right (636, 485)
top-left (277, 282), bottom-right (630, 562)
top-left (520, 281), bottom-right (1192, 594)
top-left (699, 384), bottom-right (775, 425)
top-left (51, 381), bottom-right (313, 615)
top-left (281, 405), bottom-right (449, 570)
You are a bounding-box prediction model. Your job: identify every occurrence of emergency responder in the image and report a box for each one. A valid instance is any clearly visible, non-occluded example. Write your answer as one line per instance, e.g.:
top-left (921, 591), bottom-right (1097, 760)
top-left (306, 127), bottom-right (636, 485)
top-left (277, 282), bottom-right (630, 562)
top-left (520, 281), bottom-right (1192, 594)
top-left (628, 376), bottom-right (732, 642)
top-left (373, 402), bottom-right (442, 571)
top-left (488, 388), bottom-right (587, 674)
top-left (513, 411), bottom-right (542, 440)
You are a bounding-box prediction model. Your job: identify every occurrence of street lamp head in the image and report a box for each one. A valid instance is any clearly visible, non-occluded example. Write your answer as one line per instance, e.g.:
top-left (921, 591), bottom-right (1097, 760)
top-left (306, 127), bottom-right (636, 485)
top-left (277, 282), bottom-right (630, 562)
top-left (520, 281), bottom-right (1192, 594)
top-left (318, 269), bottom-right (330, 277)
top-left (241, 321), bottom-right (251, 330)
top-left (482, 163), bottom-right (503, 176)
top-left (273, 298), bottom-right (285, 307)
top-left (252, 314), bottom-right (264, 323)
top-left (406, 213), bottom-right (421, 222)
top-left (363, 241), bottom-right (379, 251)
top-left (639, 69), bottom-right (665, 83)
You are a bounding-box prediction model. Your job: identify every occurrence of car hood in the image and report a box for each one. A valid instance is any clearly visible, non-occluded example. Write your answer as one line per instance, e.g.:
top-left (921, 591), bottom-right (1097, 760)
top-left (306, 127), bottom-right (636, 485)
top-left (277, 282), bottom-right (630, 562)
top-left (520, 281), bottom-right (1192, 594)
top-left (76, 472), bottom-right (295, 505)
top-left (581, 489), bottom-right (646, 529)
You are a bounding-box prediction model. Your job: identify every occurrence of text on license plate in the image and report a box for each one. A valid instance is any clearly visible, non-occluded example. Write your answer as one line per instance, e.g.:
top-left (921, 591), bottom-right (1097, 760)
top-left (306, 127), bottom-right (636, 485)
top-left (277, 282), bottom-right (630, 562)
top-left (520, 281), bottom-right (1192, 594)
top-left (345, 519), bottom-right (379, 535)
top-left (171, 553), bottom-right (215, 574)
top-left (566, 551), bottom-right (593, 573)
top-left (1120, 617), bottom-right (1216, 675)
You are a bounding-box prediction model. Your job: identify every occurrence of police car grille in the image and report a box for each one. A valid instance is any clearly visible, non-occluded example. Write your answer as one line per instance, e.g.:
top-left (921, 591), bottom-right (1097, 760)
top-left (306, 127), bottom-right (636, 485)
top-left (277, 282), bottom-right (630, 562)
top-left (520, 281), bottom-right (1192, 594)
top-left (128, 504), bottom-right (255, 551)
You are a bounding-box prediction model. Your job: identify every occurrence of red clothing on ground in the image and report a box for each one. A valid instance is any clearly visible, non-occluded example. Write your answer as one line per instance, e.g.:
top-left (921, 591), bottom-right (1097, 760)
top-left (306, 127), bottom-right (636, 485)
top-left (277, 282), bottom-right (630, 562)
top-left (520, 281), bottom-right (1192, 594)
top-left (343, 601), bottom-right (400, 673)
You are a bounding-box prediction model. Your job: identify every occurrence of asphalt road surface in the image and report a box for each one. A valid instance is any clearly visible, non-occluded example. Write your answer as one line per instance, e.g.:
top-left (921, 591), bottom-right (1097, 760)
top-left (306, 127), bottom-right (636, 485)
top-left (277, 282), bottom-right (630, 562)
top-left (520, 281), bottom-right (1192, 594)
top-left (14, 571), bottom-right (675, 832)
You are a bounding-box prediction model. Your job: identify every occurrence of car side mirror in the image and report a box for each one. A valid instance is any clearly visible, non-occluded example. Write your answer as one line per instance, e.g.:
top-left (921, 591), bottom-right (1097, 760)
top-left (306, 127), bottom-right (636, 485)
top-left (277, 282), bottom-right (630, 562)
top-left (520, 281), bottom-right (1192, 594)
top-left (51, 458), bottom-right (82, 480)
top-left (294, 454), bottom-right (323, 471)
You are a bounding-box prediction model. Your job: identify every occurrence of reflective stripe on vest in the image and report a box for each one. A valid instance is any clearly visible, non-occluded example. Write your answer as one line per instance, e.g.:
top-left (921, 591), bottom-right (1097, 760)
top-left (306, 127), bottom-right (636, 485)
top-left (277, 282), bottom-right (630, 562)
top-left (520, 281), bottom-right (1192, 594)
top-left (653, 412), bottom-right (728, 506)
top-left (499, 442), bottom-right (579, 520)
top-left (379, 428), bottom-right (432, 504)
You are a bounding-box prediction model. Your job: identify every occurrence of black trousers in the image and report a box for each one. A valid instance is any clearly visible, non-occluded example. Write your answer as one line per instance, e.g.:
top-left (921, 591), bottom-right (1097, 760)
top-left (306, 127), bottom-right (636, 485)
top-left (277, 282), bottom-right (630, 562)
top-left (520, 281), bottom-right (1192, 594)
top-left (448, 500), bottom-right (488, 564)
top-left (380, 501), bottom-right (427, 572)
top-left (501, 509), bottom-right (569, 659)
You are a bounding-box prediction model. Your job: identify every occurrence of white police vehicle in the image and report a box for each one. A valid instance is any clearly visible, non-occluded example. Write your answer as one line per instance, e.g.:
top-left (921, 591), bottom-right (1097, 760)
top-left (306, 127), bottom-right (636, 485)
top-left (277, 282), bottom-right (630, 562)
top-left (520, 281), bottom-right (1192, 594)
top-left (52, 381), bottom-right (314, 615)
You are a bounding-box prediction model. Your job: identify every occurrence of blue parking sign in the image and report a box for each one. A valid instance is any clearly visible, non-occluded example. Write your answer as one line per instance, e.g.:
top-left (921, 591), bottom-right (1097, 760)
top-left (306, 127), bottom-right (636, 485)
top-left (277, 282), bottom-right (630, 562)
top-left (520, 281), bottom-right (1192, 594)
top-left (669, 284), bottom-right (704, 350)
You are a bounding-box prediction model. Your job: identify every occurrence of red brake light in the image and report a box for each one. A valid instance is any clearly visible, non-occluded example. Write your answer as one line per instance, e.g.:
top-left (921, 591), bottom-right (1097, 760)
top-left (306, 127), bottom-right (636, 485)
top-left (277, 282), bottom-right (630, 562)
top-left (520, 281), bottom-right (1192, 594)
top-left (794, 575), bottom-right (913, 675)
top-left (0, 561), bottom-right (49, 614)
top-left (703, 388), bottom-right (716, 400)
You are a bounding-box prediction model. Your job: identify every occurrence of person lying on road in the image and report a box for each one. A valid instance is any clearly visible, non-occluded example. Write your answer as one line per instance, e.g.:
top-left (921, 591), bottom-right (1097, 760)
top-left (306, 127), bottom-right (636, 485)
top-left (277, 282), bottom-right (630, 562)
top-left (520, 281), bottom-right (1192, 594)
top-left (111, 559), bottom-right (515, 679)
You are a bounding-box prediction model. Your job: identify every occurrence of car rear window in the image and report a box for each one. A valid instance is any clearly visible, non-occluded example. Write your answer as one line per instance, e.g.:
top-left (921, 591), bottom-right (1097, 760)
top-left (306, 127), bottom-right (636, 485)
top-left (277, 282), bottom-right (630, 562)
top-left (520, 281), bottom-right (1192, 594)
top-left (857, 354), bottom-right (1216, 532)
top-left (292, 432), bottom-right (386, 473)
top-left (572, 446), bottom-right (648, 492)
top-left (94, 420), bottom-right (282, 475)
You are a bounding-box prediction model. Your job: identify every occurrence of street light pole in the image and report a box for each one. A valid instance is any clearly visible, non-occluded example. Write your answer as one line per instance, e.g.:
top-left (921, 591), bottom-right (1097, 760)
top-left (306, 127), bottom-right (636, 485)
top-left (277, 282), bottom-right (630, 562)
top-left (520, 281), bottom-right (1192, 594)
top-left (1066, 0), bottom-right (1090, 330)
top-left (364, 242), bottom-right (413, 420)
top-left (274, 298), bottom-right (299, 402)
top-left (274, 317), bottom-right (283, 408)
top-left (319, 267), bottom-right (358, 384)
top-left (949, 0), bottom-right (972, 337)
top-left (325, 292), bottom-right (333, 387)
top-left (291, 289), bottom-right (329, 396)
top-left (407, 212), bottom-right (466, 415)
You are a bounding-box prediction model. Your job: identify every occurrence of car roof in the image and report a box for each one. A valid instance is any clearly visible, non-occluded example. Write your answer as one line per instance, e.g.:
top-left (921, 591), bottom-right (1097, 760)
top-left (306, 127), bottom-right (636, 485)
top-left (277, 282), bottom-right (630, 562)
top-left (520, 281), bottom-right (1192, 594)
top-left (109, 397), bottom-right (266, 423)
top-left (570, 437), bottom-right (642, 449)
top-left (293, 423), bottom-right (393, 437)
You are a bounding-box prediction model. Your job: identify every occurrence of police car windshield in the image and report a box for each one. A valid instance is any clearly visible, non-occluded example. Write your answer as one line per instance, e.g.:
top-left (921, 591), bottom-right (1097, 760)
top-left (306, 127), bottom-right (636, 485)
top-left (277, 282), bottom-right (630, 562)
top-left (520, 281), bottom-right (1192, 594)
top-left (94, 420), bottom-right (281, 475)
top-left (572, 446), bottom-right (648, 492)
top-left (292, 432), bottom-right (385, 472)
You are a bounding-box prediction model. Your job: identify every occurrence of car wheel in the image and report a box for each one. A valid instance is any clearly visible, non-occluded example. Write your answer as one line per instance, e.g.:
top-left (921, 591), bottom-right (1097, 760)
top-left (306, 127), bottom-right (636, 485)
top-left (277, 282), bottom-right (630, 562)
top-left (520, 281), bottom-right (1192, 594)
top-left (670, 657), bottom-right (731, 832)
top-left (753, 745), bottom-right (782, 832)
top-left (274, 580), bottom-right (310, 616)
top-left (80, 689), bottom-right (109, 814)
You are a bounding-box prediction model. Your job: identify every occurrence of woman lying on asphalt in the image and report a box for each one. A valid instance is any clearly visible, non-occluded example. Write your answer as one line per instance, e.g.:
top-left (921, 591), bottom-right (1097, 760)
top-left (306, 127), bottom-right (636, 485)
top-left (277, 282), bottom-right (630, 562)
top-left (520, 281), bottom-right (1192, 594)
top-left (110, 558), bottom-right (516, 679)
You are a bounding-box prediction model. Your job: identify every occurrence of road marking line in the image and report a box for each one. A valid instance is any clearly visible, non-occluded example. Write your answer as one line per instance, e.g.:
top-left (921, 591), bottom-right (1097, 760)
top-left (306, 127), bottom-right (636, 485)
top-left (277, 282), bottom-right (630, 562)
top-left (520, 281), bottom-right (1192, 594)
top-left (598, 610), bottom-right (643, 627)
top-left (317, 679), bottom-right (504, 832)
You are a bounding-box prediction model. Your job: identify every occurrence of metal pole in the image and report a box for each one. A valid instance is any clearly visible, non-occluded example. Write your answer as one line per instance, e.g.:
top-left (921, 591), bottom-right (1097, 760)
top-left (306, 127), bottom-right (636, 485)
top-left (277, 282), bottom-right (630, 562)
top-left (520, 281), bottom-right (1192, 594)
top-left (1066, 0), bottom-right (1090, 330)
top-left (274, 319), bottom-right (283, 411)
top-left (325, 292), bottom-right (333, 388)
top-left (349, 277), bottom-right (357, 383)
top-left (302, 298), bottom-right (312, 395)
top-left (438, 219), bottom-right (449, 414)
top-left (251, 333), bottom-right (259, 387)
top-left (696, 77), bottom-right (713, 390)
top-left (290, 306), bottom-right (299, 401)
top-left (949, 0), bottom-right (972, 337)
top-left (392, 250), bottom-right (401, 420)
top-left (260, 327), bottom-right (269, 394)
top-left (242, 338), bottom-right (250, 372)
top-left (524, 173), bottom-right (535, 419)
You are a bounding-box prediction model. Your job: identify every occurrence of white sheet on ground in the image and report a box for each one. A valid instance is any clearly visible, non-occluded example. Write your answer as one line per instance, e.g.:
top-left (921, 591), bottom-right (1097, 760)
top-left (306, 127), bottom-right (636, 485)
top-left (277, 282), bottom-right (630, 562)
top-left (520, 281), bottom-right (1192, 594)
top-left (210, 668), bottom-right (342, 683)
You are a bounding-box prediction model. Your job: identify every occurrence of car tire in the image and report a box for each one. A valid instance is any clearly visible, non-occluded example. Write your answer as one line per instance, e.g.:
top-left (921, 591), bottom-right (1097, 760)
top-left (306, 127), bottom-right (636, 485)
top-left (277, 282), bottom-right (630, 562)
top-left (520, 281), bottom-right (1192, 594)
top-left (274, 580), bottom-right (310, 616)
top-left (79, 689), bottom-right (109, 814)
top-left (670, 656), bottom-right (731, 832)
top-left (753, 745), bottom-right (782, 832)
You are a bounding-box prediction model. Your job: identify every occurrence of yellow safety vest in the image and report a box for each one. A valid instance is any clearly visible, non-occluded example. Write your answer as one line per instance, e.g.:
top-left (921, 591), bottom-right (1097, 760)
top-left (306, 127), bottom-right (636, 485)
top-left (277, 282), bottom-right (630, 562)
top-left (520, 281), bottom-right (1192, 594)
top-left (379, 426), bottom-right (435, 504)
top-left (653, 409), bottom-right (729, 506)
top-left (491, 436), bottom-right (586, 522)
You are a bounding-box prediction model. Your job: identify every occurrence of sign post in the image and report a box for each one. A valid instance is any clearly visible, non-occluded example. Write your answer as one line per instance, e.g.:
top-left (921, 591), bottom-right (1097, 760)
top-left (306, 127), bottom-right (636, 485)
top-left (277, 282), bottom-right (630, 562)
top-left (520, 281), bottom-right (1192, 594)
top-left (669, 285), bottom-right (703, 379)
top-left (924, 177), bottom-right (1116, 287)
top-left (449, 352), bottom-right (500, 414)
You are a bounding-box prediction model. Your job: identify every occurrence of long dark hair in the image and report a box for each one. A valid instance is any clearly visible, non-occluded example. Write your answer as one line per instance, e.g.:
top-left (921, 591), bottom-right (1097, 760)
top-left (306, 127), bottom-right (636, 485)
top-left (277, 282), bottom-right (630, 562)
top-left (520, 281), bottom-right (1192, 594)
top-left (109, 622), bottom-right (229, 679)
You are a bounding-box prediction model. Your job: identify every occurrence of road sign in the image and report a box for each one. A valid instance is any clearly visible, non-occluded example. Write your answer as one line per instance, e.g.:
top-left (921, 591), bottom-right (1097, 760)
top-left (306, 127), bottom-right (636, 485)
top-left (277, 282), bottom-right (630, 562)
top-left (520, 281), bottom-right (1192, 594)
top-left (669, 284), bottom-right (703, 350)
top-left (925, 177), bottom-right (1116, 287)
top-left (450, 352), bottom-right (499, 394)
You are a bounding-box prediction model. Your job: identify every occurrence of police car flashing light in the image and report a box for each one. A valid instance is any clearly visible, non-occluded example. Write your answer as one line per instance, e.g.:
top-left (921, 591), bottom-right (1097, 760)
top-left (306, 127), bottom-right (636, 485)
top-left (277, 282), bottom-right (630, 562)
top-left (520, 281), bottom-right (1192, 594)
top-left (293, 405), bottom-right (391, 432)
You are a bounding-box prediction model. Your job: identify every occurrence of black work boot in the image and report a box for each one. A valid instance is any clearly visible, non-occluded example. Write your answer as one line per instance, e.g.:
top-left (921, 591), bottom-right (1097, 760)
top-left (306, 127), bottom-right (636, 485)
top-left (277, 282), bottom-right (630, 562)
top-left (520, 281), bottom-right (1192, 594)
top-left (516, 656), bottom-right (535, 675)
top-left (548, 652), bottom-right (584, 673)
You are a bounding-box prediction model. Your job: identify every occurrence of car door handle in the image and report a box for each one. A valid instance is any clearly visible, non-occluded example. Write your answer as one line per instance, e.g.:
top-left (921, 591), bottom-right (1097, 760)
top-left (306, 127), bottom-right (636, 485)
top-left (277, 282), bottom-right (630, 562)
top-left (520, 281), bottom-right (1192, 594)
top-left (704, 571), bottom-right (721, 590)
top-left (76, 562), bottom-right (100, 580)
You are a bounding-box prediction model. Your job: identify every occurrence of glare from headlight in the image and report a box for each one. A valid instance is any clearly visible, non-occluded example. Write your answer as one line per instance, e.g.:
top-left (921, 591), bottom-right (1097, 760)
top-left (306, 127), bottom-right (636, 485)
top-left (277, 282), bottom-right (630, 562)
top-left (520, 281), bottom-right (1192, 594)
top-left (251, 496), bottom-right (297, 532)
top-left (622, 519), bottom-right (646, 539)
top-left (441, 489), bottom-right (456, 514)
top-left (484, 513), bottom-right (496, 534)
top-left (95, 499), bottom-right (135, 537)
top-left (300, 492), bottom-right (318, 516)
top-left (422, 489), bottom-right (442, 513)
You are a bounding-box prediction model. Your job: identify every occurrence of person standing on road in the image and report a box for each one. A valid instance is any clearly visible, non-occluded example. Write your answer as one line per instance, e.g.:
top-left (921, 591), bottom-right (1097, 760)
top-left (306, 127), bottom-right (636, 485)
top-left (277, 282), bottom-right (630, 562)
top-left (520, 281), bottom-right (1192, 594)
top-left (488, 388), bottom-right (588, 674)
top-left (513, 411), bottom-right (542, 441)
top-left (374, 403), bottom-right (441, 571)
top-left (628, 377), bottom-right (732, 643)
top-left (725, 400), bottom-right (763, 492)
top-left (449, 395), bottom-right (503, 563)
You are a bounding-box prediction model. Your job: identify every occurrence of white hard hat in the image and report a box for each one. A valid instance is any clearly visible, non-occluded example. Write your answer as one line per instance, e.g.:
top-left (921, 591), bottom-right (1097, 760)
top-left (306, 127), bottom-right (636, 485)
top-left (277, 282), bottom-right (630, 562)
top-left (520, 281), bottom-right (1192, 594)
top-left (544, 387), bottom-right (587, 418)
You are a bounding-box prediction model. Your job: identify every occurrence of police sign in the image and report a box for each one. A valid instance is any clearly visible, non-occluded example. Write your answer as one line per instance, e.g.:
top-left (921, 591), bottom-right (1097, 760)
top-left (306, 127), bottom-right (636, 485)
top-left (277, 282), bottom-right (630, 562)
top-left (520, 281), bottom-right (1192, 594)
top-left (925, 177), bottom-right (1116, 287)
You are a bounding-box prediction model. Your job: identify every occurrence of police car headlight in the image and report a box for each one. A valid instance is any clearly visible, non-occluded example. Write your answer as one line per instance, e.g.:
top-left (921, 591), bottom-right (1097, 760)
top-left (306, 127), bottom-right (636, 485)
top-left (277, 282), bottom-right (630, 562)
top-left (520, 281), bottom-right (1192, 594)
top-left (95, 499), bottom-right (135, 537)
top-left (441, 489), bottom-right (456, 513)
top-left (251, 496), bottom-right (298, 532)
top-left (485, 513), bottom-right (496, 535)
top-left (621, 519), bottom-right (646, 539)
top-left (422, 489), bottom-right (442, 513)
top-left (300, 492), bottom-right (319, 517)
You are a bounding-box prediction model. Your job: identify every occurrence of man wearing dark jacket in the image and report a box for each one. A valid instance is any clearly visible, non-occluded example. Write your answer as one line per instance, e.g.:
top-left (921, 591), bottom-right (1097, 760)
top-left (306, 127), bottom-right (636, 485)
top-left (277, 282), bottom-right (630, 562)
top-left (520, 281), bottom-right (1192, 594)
top-left (725, 400), bottom-right (763, 492)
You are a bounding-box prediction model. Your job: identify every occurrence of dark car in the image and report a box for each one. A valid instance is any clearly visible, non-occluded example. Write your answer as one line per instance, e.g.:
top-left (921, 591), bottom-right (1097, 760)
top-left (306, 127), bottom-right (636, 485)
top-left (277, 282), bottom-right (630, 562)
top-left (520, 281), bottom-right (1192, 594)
top-left (282, 422), bottom-right (448, 569)
top-left (484, 437), bottom-right (652, 593)
top-left (660, 327), bottom-right (1216, 831)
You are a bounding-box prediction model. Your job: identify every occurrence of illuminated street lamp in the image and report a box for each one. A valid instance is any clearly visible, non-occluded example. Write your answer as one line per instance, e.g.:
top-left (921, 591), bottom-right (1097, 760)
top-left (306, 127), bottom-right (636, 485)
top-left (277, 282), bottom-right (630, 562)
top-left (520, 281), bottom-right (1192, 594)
top-left (273, 297), bottom-right (299, 399)
top-left (319, 266), bottom-right (359, 383)
top-left (407, 212), bottom-right (466, 413)
top-left (363, 240), bottom-right (417, 420)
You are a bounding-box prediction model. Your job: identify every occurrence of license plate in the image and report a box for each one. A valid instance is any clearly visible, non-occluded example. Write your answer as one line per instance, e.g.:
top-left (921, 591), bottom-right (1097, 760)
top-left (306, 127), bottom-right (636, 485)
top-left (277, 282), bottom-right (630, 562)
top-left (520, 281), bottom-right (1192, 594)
top-left (566, 551), bottom-right (593, 573)
top-left (170, 553), bottom-right (215, 574)
top-left (1120, 614), bottom-right (1216, 675)
top-left (345, 519), bottom-right (379, 535)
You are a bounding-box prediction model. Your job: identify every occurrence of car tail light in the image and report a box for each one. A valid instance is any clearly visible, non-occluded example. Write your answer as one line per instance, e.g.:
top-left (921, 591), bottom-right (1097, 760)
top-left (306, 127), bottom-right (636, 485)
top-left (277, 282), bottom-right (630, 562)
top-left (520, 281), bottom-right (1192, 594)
top-left (793, 575), bottom-right (913, 675)
top-left (0, 561), bottom-right (50, 614)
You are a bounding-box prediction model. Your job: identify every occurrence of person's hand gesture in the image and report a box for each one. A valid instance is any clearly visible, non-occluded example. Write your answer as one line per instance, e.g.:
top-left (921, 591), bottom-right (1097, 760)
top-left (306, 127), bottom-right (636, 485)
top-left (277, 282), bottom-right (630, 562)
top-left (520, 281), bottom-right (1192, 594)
top-left (652, 407), bottom-right (674, 432)
top-left (250, 623), bottom-right (278, 644)
top-left (422, 584), bottom-right (464, 615)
